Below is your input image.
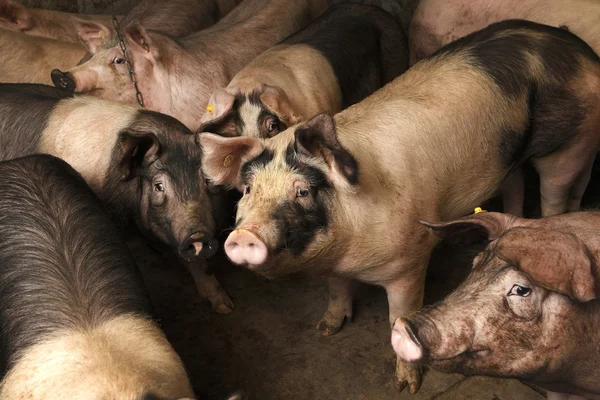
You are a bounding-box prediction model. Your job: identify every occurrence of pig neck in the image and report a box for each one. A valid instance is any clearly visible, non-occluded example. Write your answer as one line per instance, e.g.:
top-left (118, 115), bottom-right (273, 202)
top-left (533, 299), bottom-right (600, 397)
top-left (154, 0), bottom-right (324, 131)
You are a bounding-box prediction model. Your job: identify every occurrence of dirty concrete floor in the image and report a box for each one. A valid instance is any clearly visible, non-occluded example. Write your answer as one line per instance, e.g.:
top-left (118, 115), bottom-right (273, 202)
top-left (132, 165), bottom-right (600, 400)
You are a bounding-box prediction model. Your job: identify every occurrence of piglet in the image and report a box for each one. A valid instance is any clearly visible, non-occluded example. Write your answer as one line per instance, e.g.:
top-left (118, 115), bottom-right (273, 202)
top-left (393, 211), bottom-right (600, 400)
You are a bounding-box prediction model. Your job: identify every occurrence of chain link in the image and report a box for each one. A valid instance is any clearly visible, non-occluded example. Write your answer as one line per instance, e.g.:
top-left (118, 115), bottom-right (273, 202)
top-left (106, 0), bottom-right (145, 108)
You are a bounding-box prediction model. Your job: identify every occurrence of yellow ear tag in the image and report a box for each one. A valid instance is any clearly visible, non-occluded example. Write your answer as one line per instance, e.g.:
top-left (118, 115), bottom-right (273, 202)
top-left (223, 154), bottom-right (233, 167)
top-left (206, 103), bottom-right (214, 114)
top-left (473, 207), bottom-right (487, 214)
top-left (98, 30), bottom-right (105, 39)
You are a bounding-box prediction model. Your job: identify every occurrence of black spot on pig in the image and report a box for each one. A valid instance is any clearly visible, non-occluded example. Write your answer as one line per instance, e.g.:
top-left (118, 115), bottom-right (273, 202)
top-left (284, 3), bottom-right (407, 108)
top-left (240, 148), bottom-right (274, 186)
top-left (273, 196), bottom-right (329, 256)
top-left (0, 83), bottom-right (72, 160)
top-left (198, 94), bottom-right (247, 137)
top-left (526, 86), bottom-right (584, 159)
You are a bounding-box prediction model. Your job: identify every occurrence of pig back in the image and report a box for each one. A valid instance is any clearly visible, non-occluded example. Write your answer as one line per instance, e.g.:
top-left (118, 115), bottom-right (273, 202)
top-left (0, 154), bottom-right (151, 376)
top-left (0, 84), bottom-right (72, 161)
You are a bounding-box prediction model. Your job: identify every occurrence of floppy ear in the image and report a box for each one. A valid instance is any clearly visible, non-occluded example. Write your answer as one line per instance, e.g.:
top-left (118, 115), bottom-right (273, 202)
top-left (125, 23), bottom-right (161, 61)
top-left (116, 130), bottom-right (161, 181)
top-left (0, 0), bottom-right (33, 31)
top-left (496, 227), bottom-right (599, 302)
top-left (421, 212), bottom-right (518, 243)
top-left (75, 19), bottom-right (113, 54)
top-left (197, 89), bottom-right (238, 136)
top-left (293, 113), bottom-right (358, 187)
top-left (199, 133), bottom-right (263, 190)
top-left (260, 85), bottom-right (302, 126)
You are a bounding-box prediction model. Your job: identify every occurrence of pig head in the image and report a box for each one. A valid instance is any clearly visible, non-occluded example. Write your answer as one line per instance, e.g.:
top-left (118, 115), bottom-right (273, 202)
top-left (199, 113), bottom-right (358, 277)
top-left (392, 212), bottom-right (600, 399)
top-left (108, 110), bottom-right (221, 261)
top-left (51, 24), bottom-right (168, 107)
top-left (198, 85), bottom-right (302, 138)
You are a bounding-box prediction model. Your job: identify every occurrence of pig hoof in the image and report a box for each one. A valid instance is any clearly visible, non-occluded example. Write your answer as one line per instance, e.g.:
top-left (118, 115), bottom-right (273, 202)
top-left (209, 293), bottom-right (235, 315)
top-left (395, 359), bottom-right (422, 394)
top-left (316, 311), bottom-right (346, 336)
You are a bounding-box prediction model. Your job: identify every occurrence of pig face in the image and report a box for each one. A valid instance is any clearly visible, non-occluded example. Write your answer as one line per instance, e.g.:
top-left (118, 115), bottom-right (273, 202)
top-left (392, 212), bottom-right (600, 380)
top-left (198, 86), bottom-right (302, 139)
top-left (199, 113), bottom-right (358, 277)
top-left (51, 24), bottom-right (166, 106)
top-left (113, 110), bottom-right (220, 260)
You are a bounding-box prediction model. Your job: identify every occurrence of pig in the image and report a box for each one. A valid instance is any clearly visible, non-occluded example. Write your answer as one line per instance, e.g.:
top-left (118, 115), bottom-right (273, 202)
top-left (0, 27), bottom-right (86, 84)
top-left (198, 2), bottom-right (407, 138)
top-left (71, 0), bottom-right (243, 55)
top-left (52, 0), bottom-right (327, 131)
top-left (0, 154), bottom-right (194, 399)
top-left (409, 0), bottom-right (600, 65)
top-left (0, 83), bottom-right (234, 314)
top-left (0, 0), bottom-right (118, 44)
top-left (199, 20), bottom-right (600, 392)
top-left (392, 210), bottom-right (600, 400)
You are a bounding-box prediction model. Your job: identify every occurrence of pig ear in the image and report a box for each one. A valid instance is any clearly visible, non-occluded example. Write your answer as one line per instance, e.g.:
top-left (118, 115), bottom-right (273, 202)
top-left (294, 113), bottom-right (358, 187)
top-left (421, 212), bottom-right (517, 243)
top-left (116, 130), bottom-right (161, 181)
top-left (495, 227), bottom-right (599, 302)
top-left (260, 85), bottom-right (302, 126)
top-left (0, 0), bottom-right (33, 31)
top-left (75, 20), bottom-right (114, 54)
top-left (199, 133), bottom-right (263, 190)
top-left (125, 23), bottom-right (161, 61)
top-left (197, 89), bottom-right (238, 137)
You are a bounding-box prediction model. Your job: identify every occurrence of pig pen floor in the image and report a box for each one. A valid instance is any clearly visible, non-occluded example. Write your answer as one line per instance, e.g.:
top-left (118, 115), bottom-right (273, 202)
top-left (133, 168), bottom-right (600, 400)
top-left (134, 239), bottom-right (546, 400)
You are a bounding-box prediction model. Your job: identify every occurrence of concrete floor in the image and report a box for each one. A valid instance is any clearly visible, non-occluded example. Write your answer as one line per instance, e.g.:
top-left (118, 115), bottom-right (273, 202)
top-left (132, 165), bottom-right (596, 399)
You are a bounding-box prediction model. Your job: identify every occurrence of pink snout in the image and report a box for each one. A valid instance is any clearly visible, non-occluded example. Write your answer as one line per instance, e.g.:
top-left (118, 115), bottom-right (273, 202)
top-left (392, 318), bottom-right (423, 363)
top-left (225, 229), bottom-right (268, 266)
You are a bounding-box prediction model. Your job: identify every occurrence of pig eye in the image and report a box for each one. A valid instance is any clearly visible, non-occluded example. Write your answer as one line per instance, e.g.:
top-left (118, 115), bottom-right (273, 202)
top-left (243, 185), bottom-right (251, 195)
top-left (296, 188), bottom-right (309, 198)
top-left (112, 56), bottom-right (126, 65)
top-left (265, 117), bottom-right (280, 135)
top-left (508, 284), bottom-right (531, 297)
top-left (154, 182), bottom-right (164, 192)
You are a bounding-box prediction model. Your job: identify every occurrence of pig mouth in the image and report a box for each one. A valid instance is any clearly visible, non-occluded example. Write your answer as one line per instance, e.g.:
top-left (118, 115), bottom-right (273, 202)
top-left (427, 348), bottom-right (491, 369)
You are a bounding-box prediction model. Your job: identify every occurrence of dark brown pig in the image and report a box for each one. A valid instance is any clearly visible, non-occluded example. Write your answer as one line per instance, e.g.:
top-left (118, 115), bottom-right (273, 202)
top-left (198, 3), bottom-right (407, 138)
top-left (409, 0), bottom-right (600, 65)
top-left (393, 211), bottom-right (600, 400)
top-left (199, 20), bottom-right (600, 392)
top-left (53, 0), bottom-right (327, 131)
top-left (0, 28), bottom-right (86, 84)
top-left (0, 0), bottom-right (118, 44)
top-left (0, 154), bottom-right (193, 399)
top-left (0, 83), bottom-right (234, 315)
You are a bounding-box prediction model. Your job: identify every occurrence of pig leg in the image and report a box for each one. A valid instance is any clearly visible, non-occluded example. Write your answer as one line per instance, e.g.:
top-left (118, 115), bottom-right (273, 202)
top-left (384, 267), bottom-right (428, 394)
top-left (566, 159), bottom-right (594, 212)
top-left (501, 167), bottom-right (525, 217)
top-left (316, 276), bottom-right (356, 336)
top-left (547, 393), bottom-right (589, 400)
top-left (183, 259), bottom-right (234, 314)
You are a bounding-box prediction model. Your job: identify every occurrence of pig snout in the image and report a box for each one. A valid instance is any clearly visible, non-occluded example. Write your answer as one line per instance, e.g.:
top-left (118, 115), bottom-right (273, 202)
top-left (392, 318), bottom-right (424, 363)
top-left (225, 228), bottom-right (268, 266)
top-left (178, 231), bottom-right (219, 261)
top-left (51, 69), bottom-right (76, 92)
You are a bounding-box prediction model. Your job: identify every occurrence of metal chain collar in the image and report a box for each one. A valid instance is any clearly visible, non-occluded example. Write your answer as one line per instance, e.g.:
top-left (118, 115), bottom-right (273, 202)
top-left (107, 1), bottom-right (145, 108)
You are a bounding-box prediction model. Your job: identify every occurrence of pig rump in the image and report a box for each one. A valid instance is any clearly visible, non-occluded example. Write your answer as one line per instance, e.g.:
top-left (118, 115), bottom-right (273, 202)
top-left (0, 155), bottom-right (192, 399)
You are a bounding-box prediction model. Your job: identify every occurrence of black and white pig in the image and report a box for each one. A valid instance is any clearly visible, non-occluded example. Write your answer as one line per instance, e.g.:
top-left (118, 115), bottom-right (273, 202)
top-left (0, 154), bottom-right (194, 399)
top-left (198, 2), bottom-right (407, 138)
top-left (199, 20), bottom-right (600, 392)
top-left (0, 83), bottom-right (234, 314)
top-left (393, 211), bottom-right (600, 400)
